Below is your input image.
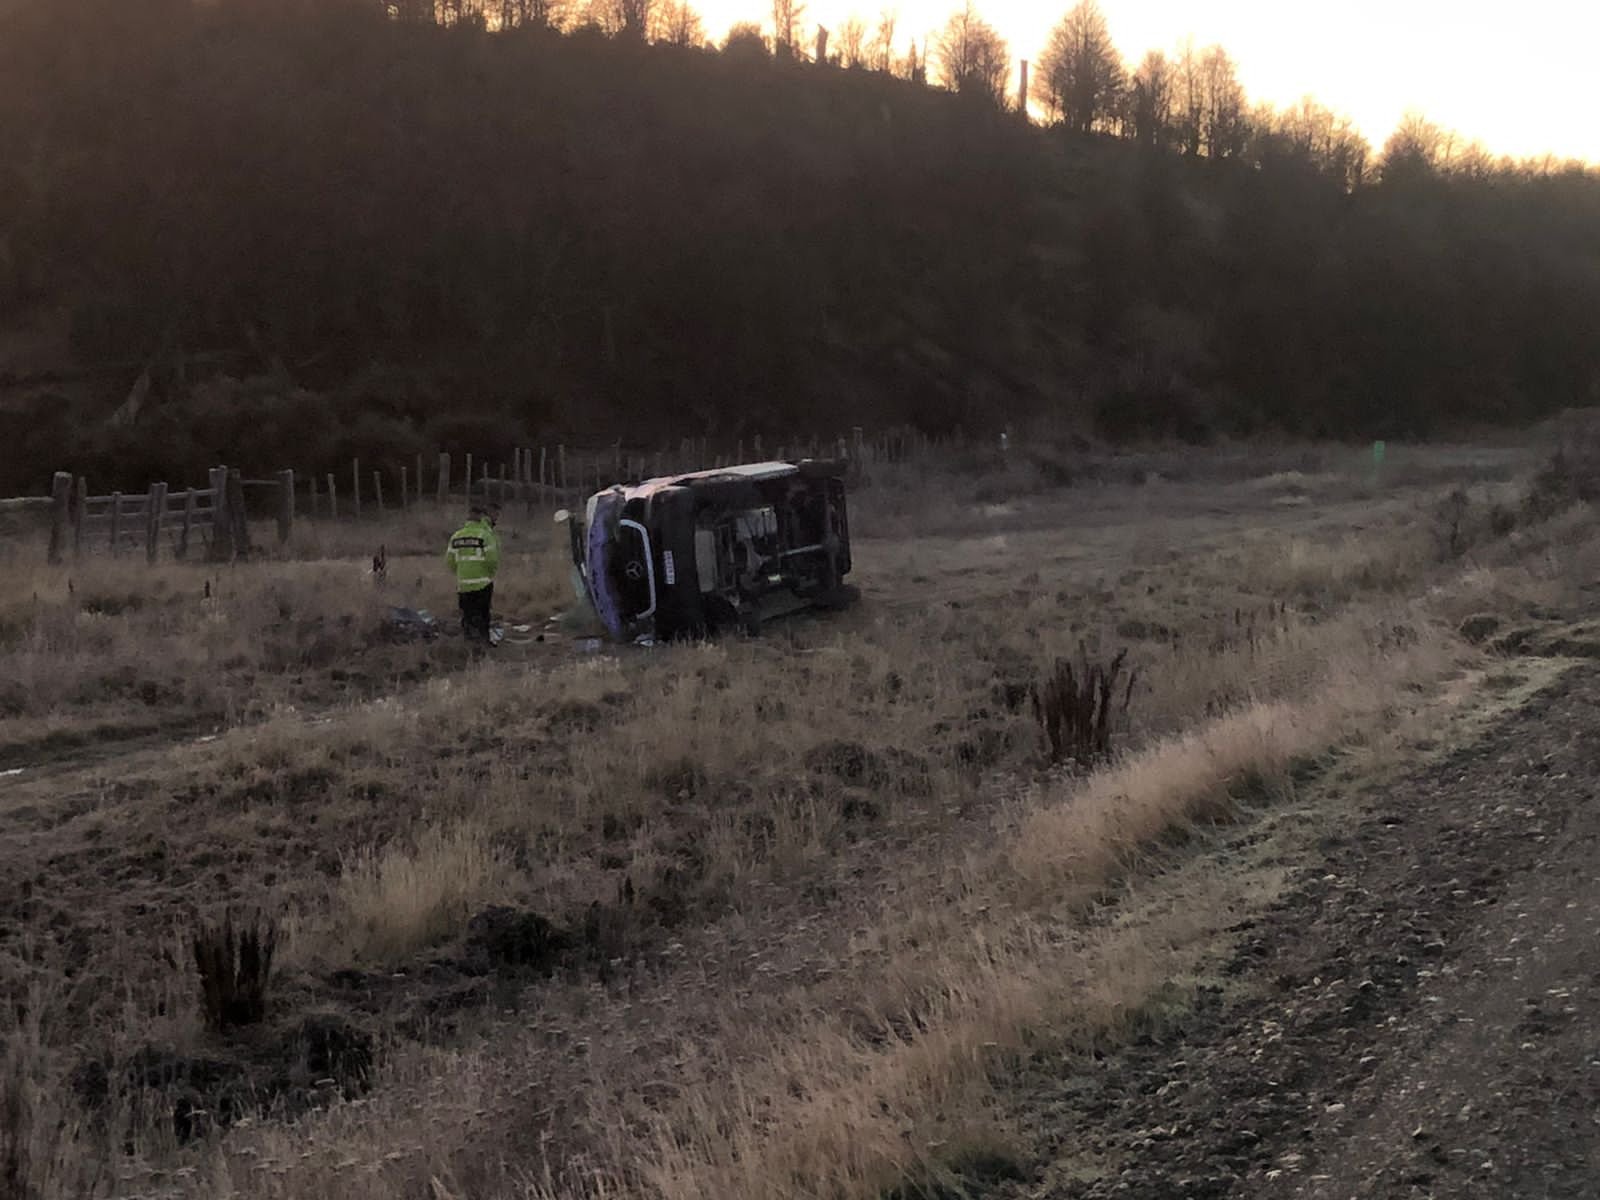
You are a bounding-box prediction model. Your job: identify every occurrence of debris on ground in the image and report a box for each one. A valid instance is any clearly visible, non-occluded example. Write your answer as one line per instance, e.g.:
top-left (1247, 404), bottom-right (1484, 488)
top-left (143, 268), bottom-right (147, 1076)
top-left (383, 606), bottom-right (439, 640)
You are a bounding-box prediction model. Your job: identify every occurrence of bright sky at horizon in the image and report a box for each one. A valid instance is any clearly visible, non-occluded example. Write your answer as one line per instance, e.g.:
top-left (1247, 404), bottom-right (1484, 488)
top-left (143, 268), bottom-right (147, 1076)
top-left (694, 0), bottom-right (1598, 164)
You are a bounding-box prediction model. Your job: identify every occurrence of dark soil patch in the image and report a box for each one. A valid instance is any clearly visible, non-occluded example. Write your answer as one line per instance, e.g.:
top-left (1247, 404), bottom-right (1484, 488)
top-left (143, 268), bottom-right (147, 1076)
top-left (463, 905), bottom-right (571, 974)
top-left (74, 1013), bottom-right (375, 1142)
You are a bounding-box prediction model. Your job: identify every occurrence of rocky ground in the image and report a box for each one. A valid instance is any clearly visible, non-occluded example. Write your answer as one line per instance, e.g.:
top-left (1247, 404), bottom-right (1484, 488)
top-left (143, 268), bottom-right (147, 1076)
top-left (995, 661), bottom-right (1600, 1199)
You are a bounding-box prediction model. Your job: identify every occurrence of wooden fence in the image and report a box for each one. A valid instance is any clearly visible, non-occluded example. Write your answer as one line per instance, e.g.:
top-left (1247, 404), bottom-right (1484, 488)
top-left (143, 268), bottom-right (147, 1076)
top-left (293, 425), bottom-right (944, 518)
top-left (3, 425), bottom-right (953, 563)
top-left (4, 467), bottom-right (297, 565)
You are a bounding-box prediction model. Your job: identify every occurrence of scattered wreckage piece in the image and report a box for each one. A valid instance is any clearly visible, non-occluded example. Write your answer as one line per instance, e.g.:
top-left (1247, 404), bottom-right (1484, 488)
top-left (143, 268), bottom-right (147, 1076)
top-left (559, 460), bottom-right (856, 643)
top-left (383, 606), bottom-right (440, 640)
top-left (384, 606), bottom-right (510, 646)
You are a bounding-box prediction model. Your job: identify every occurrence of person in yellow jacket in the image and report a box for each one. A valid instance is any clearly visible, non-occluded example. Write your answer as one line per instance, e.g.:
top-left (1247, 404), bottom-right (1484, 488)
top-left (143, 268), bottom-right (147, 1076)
top-left (445, 501), bottom-right (501, 645)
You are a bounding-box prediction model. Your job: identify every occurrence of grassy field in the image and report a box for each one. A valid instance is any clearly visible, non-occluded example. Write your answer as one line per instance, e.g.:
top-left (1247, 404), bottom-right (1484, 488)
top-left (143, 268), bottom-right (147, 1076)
top-left (2, 434), bottom-right (1596, 1199)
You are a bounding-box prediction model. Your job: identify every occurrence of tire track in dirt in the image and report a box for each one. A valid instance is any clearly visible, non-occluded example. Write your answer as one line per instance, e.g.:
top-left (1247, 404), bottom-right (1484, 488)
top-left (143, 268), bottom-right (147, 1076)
top-left (999, 661), bottom-right (1600, 1199)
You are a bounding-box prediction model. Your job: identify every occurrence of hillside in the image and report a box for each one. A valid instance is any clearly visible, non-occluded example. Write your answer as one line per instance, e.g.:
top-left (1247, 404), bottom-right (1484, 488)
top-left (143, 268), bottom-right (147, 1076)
top-left (1, 0), bottom-right (1598, 492)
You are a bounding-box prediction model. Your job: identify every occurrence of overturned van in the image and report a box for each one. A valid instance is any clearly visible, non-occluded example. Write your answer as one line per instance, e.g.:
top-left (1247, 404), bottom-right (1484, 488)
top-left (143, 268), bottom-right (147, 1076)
top-left (561, 460), bottom-right (855, 642)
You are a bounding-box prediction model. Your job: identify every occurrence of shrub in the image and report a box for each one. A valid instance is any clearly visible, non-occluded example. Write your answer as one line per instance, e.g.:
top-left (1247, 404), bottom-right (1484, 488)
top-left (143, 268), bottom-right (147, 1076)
top-left (1528, 409), bottom-right (1600, 516)
top-left (1030, 644), bottom-right (1135, 765)
top-left (192, 912), bottom-right (279, 1033)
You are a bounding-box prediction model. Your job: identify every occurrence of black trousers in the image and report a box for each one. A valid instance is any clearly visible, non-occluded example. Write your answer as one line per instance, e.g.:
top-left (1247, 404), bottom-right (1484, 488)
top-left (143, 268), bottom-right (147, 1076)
top-left (458, 584), bottom-right (493, 644)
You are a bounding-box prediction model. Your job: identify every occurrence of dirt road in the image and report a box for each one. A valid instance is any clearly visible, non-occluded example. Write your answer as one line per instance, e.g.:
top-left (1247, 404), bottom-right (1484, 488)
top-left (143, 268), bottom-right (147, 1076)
top-left (1003, 661), bottom-right (1600, 1199)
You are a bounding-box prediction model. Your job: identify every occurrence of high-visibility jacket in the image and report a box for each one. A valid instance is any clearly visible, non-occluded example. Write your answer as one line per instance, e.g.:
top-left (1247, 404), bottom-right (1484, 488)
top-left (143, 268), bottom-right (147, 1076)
top-left (445, 518), bottom-right (500, 592)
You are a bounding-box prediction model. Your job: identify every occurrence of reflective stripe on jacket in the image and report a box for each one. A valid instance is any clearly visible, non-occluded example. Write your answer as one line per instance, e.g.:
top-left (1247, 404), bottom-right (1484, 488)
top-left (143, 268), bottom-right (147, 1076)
top-left (444, 518), bottom-right (500, 592)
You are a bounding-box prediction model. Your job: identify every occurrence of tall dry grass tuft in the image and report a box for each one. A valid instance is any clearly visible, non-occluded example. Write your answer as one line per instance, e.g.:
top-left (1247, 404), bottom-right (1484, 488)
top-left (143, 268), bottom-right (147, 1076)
top-left (1012, 607), bottom-right (1457, 890)
top-left (192, 912), bottom-right (279, 1032)
top-left (328, 825), bottom-right (513, 965)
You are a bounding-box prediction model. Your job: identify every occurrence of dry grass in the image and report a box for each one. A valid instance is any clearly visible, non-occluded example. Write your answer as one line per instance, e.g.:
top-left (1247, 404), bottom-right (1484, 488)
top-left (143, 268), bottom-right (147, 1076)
top-left (1235, 531), bottom-right (1430, 603)
top-left (2, 438), bottom-right (1589, 1200)
top-left (509, 609), bottom-right (1463, 1200)
top-left (147, 593), bottom-right (1474, 1200)
top-left (1012, 605), bottom-right (1455, 891)
top-left (323, 825), bottom-right (514, 966)
top-left (0, 509), bottom-right (573, 762)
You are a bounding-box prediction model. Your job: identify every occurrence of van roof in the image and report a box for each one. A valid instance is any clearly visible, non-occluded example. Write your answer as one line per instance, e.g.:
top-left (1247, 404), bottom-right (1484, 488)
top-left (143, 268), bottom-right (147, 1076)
top-left (618, 460), bottom-right (800, 499)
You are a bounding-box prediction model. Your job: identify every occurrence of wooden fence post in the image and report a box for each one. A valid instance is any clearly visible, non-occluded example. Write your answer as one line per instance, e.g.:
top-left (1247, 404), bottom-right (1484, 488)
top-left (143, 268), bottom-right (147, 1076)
top-left (109, 492), bottom-right (123, 556)
top-left (558, 445), bottom-right (567, 499)
top-left (72, 477), bottom-right (87, 559)
top-left (325, 472), bottom-right (338, 522)
top-left (400, 465), bottom-right (409, 510)
top-left (146, 482), bottom-right (168, 563)
top-left (47, 471), bottom-right (72, 565)
top-left (351, 458), bottom-right (361, 519)
top-left (209, 467), bottom-right (231, 561)
top-left (276, 469), bottom-right (295, 543)
top-left (464, 453), bottom-right (473, 499)
top-left (227, 468), bottom-right (250, 558)
top-left (372, 469), bottom-right (384, 512)
top-left (416, 453), bottom-right (425, 504)
top-left (437, 452), bottom-right (450, 504)
top-left (307, 473), bottom-right (318, 518)
top-left (178, 488), bottom-right (196, 559)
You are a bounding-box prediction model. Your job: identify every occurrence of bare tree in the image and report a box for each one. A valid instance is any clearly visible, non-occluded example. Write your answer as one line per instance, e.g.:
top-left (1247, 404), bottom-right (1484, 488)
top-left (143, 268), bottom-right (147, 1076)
top-left (837, 15), bottom-right (868, 67)
top-left (1172, 36), bottom-right (1203, 156)
top-left (771, 0), bottom-right (807, 58)
top-left (933, 2), bottom-right (1008, 103)
top-left (588, 0), bottom-right (654, 37)
top-left (723, 18), bottom-right (769, 57)
top-left (1246, 97), bottom-right (1372, 187)
top-left (904, 36), bottom-right (926, 82)
top-left (1199, 44), bottom-right (1244, 157)
top-left (1128, 48), bottom-right (1171, 148)
top-left (1328, 118), bottom-right (1370, 189)
top-left (1379, 111), bottom-right (1457, 182)
top-left (1037, 0), bottom-right (1124, 133)
top-left (872, 6), bottom-right (897, 71)
top-left (496, 0), bottom-right (569, 29)
top-left (655, 0), bottom-right (703, 44)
